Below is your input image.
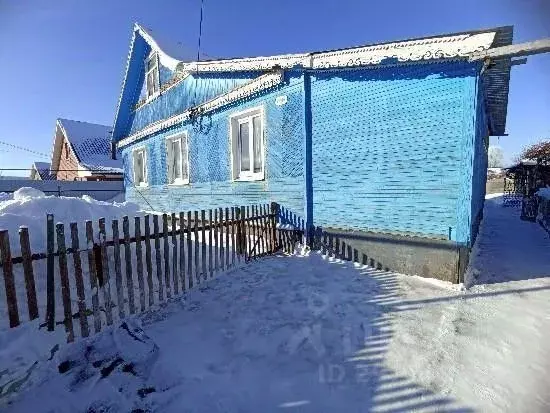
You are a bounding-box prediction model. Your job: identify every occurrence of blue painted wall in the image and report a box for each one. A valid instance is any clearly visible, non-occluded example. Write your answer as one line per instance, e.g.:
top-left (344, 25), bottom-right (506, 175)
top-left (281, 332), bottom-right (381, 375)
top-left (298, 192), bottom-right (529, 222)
top-left (128, 71), bottom-right (261, 135)
top-left (119, 59), bottom-right (487, 245)
top-left (112, 29), bottom-right (260, 141)
top-left (309, 62), bottom-right (480, 243)
top-left (122, 72), bottom-right (306, 216)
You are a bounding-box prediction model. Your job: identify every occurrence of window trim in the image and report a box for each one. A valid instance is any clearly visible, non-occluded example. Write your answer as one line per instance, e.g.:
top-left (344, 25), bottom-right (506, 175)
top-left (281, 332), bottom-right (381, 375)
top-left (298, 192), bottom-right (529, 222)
top-left (165, 131), bottom-right (190, 186)
top-left (132, 146), bottom-right (148, 187)
top-left (229, 105), bottom-right (265, 182)
top-left (145, 51), bottom-right (160, 100)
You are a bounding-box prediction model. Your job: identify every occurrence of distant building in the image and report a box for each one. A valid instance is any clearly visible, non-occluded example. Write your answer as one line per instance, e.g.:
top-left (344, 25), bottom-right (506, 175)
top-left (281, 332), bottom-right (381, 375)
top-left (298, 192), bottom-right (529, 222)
top-left (29, 161), bottom-right (54, 180)
top-left (50, 118), bottom-right (123, 181)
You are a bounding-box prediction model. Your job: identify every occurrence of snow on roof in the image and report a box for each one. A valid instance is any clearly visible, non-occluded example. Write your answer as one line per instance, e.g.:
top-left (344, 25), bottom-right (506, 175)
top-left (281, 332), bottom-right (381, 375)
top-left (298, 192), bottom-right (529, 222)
top-left (135, 23), bottom-right (191, 71)
top-left (175, 28), bottom-right (502, 73)
top-left (31, 161), bottom-right (53, 180)
top-left (33, 161), bottom-right (50, 170)
top-left (56, 119), bottom-right (122, 174)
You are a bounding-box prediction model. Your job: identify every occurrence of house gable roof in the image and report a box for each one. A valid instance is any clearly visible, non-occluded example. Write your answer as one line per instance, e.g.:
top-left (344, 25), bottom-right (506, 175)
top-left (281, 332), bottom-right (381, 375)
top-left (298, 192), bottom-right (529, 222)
top-left (112, 23), bottom-right (193, 141)
top-left (52, 119), bottom-right (122, 175)
top-left (30, 161), bottom-right (53, 180)
top-left (113, 25), bottom-right (513, 143)
top-left (176, 28), bottom-right (506, 73)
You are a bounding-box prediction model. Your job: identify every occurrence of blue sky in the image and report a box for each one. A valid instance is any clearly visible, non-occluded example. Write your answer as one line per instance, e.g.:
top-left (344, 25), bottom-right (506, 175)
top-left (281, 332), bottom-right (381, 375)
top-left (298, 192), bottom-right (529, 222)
top-left (0, 0), bottom-right (548, 174)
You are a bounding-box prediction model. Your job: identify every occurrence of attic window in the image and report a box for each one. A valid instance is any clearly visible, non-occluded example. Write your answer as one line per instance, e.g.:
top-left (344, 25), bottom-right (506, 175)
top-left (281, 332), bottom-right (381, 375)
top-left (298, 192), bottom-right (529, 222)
top-left (145, 52), bottom-right (160, 99)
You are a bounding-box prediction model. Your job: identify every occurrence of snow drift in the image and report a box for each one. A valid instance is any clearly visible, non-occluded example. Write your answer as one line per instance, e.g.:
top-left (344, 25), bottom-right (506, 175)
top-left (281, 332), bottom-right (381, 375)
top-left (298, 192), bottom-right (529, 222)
top-left (0, 187), bottom-right (142, 254)
top-left (1, 319), bottom-right (161, 412)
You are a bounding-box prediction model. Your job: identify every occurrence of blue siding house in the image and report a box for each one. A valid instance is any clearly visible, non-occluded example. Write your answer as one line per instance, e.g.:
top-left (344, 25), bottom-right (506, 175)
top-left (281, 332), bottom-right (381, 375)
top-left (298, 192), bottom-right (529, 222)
top-left (112, 24), bottom-right (513, 282)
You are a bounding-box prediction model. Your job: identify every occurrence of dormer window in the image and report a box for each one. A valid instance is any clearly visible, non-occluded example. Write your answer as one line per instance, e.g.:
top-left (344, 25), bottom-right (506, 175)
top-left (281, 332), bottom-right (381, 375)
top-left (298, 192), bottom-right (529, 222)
top-left (145, 52), bottom-right (159, 99)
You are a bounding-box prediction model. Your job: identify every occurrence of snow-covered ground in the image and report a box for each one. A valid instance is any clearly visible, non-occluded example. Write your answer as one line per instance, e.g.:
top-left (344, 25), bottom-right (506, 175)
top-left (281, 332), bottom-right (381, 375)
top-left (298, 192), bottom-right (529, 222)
top-left (1, 195), bottom-right (549, 412)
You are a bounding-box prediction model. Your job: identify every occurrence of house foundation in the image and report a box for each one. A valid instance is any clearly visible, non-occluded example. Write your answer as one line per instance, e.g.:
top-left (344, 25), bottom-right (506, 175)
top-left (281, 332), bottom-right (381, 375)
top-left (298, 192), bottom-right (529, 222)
top-left (322, 228), bottom-right (469, 284)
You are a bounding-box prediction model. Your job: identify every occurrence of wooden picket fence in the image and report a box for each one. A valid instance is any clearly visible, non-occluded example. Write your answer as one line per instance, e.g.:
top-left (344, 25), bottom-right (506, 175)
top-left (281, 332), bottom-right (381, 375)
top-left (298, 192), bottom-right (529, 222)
top-left (0, 202), bottom-right (303, 342)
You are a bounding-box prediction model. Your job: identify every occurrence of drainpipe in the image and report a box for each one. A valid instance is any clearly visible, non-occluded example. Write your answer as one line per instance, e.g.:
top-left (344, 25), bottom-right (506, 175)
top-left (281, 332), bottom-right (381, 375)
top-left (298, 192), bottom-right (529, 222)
top-left (303, 71), bottom-right (314, 247)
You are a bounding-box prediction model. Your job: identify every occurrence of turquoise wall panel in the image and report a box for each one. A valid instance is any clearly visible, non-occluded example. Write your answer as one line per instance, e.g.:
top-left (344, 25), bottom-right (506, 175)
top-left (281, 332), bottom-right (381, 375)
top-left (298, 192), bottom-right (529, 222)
top-left (469, 73), bottom-right (489, 244)
top-left (127, 72), bottom-right (261, 136)
top-left (309, 62), bottom-right (479, 243)
top-left (122, 72), bottom-right (306, 216)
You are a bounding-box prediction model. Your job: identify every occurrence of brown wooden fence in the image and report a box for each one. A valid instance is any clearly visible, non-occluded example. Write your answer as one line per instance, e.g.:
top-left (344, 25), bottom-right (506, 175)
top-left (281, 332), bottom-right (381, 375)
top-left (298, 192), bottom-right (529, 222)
top-left (0, 202), bottom-right (303, 341)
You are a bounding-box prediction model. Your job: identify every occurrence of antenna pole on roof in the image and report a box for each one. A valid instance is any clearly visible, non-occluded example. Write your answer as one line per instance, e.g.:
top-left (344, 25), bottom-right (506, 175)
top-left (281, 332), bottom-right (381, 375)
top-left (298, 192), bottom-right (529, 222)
top-left (192, 0), bottom-right (205, 109)
top-left (196, 0), bottom-right (205, 64)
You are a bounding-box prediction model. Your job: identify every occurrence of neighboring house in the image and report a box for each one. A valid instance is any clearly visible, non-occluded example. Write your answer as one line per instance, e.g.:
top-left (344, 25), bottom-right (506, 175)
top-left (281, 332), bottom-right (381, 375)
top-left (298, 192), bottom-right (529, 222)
top-left (29, 161), bottom-right (54, 180)
top-left (112, 24), bottom-right (516, 282)
top-left (51, 118), bottom-right (123, 181)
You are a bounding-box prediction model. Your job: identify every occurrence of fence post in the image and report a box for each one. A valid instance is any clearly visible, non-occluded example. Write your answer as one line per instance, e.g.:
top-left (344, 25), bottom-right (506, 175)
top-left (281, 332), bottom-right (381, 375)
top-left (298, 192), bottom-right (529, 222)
top-left (201, 210), bottom-right (207, 281)
top-left (162, 214), bottom-right (171, 298)
top-left (112, 219), bottom-right (124, 319)
top-left (194, 211), bottom-right (199, 284)
top-left (225, 207), bottom-right (230, 268)
top-left (213, 209), bottom-right (218, 272)
top-left (186, 211), bottom-right (193, 289)
top-left (135, 216), bottom-right (146, 312)
top-left (123, 216), bottom-right (135, 314)
top-left (70, 222), bottom-right (89, 338)
top-left (98, 218), bottom-right (113, 325)
top-left (86, 221), bottom-right (101, 333)
top-left (144, 215), bottom-right (155, 306)
top-left (171, 213), bottom-right (179, 295)
top-left (19, 226), bottom-right (38, 321)
top-left (56, 223), bottom-right (74, 342)
top-left (179, 212), bottom-right (186, 291)
top-left (235, 207), bottom-right (241, 256)
top-left (270, 202), bottom-right (279, 252)
top-left (231, 207), bottom-right (236, 264)
top-left (153, 215), bottom-right (164, 300)
top-left (208, 210), bottom-right (213, 278)
top-left (239, 206), bottom-right (246, 258)
top-left (46, 214), bottom-right (55, 331)
top-left (0, 230), bottom-right (19, 328)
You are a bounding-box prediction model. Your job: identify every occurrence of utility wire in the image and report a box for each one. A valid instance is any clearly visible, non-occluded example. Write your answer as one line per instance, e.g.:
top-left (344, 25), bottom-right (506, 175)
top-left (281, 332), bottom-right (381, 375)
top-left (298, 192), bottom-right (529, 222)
top-left (0, 141), bottom-right (50, 158)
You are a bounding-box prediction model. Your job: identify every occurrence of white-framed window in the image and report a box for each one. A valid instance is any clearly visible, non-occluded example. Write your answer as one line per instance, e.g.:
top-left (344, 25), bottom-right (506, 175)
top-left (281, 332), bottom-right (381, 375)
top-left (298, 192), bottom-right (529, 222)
top-left (166, 132), bottom-right (190, 185)
top-left (230, 106), bottom-right (264, 181)
top-left (145, 52), bottom-right (159, 99)
top-left (132, 147), bottom-right (148, 187)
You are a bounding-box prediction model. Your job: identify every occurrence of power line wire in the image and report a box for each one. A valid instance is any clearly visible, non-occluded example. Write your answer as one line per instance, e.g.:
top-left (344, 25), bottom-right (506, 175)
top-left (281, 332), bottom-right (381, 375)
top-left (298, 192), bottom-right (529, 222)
top-left (0, 141), bottom-right (50, 158)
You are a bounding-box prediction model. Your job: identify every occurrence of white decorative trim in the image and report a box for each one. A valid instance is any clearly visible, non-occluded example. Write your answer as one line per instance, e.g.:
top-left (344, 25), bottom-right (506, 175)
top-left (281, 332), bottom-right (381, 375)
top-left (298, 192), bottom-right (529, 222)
top-left (176, 32), bottom-right (496, 73)
top-left (311, 32), bottom-right (496, 69)
top-left (197, 70), bottom-right (283, 114)
top-left (118, 111), bottom-right (190, 149)
top-left (117, 70), bottom-right (283, 149)
top-left (178, 53), bottom-right (311, 73)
